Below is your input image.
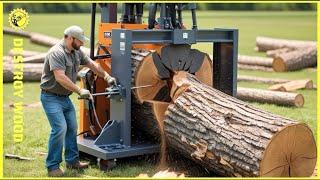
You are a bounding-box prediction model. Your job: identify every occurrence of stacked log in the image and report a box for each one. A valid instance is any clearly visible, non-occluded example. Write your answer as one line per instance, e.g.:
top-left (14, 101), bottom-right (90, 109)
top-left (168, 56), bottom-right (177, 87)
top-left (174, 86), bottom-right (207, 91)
top-left (268, 79), bottom-right (314, 92)
top-left (163, 72), bottom-right (316, 177)
top-left (272, 46), bottom-right (317, 72)
top-left (238, 55), bottom-right (273, 67)
top-left (238, 64), bottom-right (273, 72)
top-left (237, 75), bottom-right (290, 84)
top-left (4, 26), bottom-right (30, 38)
top-left (4, 63), bottom-right (44, 83)
top-left (8, 49), bottom-right (42, 57)
top-left (30, 32), bottom-right (61, 47)
top-left (237, 87), bottom-right (304, 107)
top-left (255, 36), bottom-right (316, 52)
top-left (266, 48), bottom-right (292, 58)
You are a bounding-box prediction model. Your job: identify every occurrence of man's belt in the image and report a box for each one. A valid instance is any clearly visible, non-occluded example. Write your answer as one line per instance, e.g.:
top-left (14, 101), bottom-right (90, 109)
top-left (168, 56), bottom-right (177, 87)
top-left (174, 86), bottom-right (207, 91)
top-left (41, 89), bottom-right (71, 97)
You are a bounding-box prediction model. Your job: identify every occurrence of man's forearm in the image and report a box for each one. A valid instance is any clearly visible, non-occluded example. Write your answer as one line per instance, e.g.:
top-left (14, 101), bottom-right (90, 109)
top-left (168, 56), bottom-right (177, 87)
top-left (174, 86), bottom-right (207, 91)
top-left (57, 74), bottom-right (80, 93)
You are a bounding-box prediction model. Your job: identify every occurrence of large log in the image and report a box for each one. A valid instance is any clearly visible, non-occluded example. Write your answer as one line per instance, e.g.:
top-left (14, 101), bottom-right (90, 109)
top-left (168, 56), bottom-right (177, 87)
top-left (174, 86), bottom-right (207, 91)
top-left (237, 87), bottom-right (304, 107)
top-left (272, 46), bottom-right (317, 72)
top-left (237, 75), bottom-right (290, 84)
top-left (255, 36), bottom-right (316, 52)
top-left (268, 79), bottom-right (314, 92)
top-left (238, 55), bottom-right (273, 67)
top-left (4, 63), bottom-right (44, 83)
top-left (164, 71), bottom-right (316, 177)
top-left (4, 26), bottom-right (30, 38)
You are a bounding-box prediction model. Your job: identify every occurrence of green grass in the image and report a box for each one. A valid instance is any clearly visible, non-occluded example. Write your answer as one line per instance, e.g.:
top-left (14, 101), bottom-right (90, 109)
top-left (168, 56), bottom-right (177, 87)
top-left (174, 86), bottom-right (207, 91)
top-left (3, 10), bottom-right (317, 177)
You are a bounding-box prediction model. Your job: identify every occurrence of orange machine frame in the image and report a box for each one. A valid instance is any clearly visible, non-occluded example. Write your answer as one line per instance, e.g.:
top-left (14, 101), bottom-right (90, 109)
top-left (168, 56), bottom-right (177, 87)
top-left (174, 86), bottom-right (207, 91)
top-left (79, 23), bottom-right (160, 135)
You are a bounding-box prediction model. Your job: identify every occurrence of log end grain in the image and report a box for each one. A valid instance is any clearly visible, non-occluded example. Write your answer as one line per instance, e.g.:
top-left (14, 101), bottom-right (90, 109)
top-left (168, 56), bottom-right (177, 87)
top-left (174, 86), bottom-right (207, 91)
top-left (260, 123), bottom-right (316, 177)
top-left (272, 57), bottom-right (286, 72)
top-left (294, 94), bottom-right (304, 107)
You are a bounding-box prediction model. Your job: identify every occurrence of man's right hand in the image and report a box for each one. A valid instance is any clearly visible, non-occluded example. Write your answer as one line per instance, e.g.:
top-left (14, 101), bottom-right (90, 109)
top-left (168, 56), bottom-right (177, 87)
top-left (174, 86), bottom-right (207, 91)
top-left (78, 88), bottom-right (91, 99)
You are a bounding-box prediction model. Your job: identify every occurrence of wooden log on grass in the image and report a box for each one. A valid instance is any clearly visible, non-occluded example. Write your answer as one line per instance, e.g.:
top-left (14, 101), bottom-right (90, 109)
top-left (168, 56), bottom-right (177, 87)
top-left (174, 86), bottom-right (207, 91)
top-left (238, 55), bottom-right (273, 67)
top-left (237, 75), bottom-right (290, 84)
top-left (268, 79), bottom-right (314, 92)
top-left (272, 46), bottom-right (317, 72)
top-left (266, 48), bottom-right (292, 58)
top-left (4, 63), bottom-right (44, 83)
top-left (8, 49), bottom-right (43, 58)
top-left (237, 87), bottom-right (304, 107)
top-left (164, 71), bottom-right (316, 176)
top-left (30, 32), bottom-right (61, 47)
top-left (23, 53), bottom-right (47, 63)
top-left (3, 26), bottom-right (30, 38)
top-left (238, 64), bottom-right (273, 72)
top-left (255, 36), bottom-right (316, 52)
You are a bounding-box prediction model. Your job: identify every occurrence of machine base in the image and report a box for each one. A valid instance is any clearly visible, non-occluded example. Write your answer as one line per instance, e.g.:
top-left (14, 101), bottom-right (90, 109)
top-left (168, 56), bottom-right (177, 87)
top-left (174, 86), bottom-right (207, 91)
top-left (77, 135), bottom-right (159, 160)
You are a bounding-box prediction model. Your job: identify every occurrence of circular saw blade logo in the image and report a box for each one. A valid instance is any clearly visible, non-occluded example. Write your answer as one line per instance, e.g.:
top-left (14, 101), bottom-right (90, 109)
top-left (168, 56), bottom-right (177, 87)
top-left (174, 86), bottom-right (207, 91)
top-left (9, 8), bottom-right (30, 30)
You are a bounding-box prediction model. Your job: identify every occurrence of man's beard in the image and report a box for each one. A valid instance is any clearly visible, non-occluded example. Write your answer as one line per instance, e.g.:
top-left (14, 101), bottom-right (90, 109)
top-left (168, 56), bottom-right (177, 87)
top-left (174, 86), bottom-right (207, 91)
top-left (71, 40), bottom-right (80, 50)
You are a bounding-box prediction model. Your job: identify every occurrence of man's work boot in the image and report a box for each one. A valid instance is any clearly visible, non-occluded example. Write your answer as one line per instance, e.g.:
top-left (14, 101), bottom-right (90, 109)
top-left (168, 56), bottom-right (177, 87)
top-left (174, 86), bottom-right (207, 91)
top-left (66, 161), bottom-right (89, 170)
top-left (48, 168), bottom-right (64, 177)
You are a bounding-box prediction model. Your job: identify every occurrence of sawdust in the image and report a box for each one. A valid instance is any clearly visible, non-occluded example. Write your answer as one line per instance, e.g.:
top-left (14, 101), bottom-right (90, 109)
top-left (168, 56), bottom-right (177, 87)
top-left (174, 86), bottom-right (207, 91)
top-left (155, 114), bottom-right (167, 169)
top-left (137, 169), bottom-right (185, 178)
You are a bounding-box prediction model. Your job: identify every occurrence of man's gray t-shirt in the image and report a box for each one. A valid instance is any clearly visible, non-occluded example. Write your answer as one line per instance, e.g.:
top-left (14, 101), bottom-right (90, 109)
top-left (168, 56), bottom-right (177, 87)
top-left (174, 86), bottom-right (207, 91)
top-left (40, 40), bottom-right (90, 95)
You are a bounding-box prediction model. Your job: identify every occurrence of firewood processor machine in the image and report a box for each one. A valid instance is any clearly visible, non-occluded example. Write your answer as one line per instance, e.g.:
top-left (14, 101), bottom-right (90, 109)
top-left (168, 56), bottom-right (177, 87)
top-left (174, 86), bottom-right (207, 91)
top-left (77, 3), bottom-right (238, 169)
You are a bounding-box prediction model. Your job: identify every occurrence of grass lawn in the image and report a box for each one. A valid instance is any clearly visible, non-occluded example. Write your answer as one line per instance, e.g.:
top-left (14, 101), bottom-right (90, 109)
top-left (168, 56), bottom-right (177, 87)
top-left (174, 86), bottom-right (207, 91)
top-left (2, 10), bottom-right (317, 177)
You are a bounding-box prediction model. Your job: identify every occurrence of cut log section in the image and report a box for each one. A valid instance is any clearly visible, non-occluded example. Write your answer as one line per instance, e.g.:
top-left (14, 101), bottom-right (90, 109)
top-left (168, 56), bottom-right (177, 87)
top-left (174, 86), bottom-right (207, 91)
top-left (237, 75), bottom-right (290, 84)
top-left (237, 87), bottom-right (304, 107)
top-left (8, 49), bottom-right (43, 58)
top-left (164, 71), bottom-right (316, 177)
top-left (238, 55), bottom-right (273, 67)
top-left (4, 26), bottom-right (30, 38)
top-left (255, 36), bottom-right (316, 52)
top-left (131, 47), bottom-right (213, 136)
top-left (272, 47), bottom-right (317, 72)
top-left (266, 48), bottom-right (292, 58)
top-left (238, 64), bottom-right (273, 72)
top-left (268, 79), bottom-right (313, 92)
top-left (4, 63), bottom-right (44, 83)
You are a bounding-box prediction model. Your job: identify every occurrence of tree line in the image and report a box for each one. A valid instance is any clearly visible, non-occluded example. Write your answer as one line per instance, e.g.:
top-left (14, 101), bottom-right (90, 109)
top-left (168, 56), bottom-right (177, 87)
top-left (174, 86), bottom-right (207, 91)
top-left (4, 3), bottom-right (316, 13)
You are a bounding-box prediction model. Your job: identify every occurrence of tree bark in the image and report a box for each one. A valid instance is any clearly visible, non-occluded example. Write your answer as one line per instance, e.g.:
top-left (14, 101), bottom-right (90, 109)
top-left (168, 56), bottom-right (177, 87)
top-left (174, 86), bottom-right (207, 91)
top-left (255, 36), bottom-right (316, 52)
top-left (268, 79), bottom-right (314, 92)
top-left (238, 55), bottom-right (273, 67)
top-left (272, 47), bottom-right (317, 72)
top-left (237, 87), bottom-right (304, 107)
top-left (238, 64), bottom-right (273, 72)
top-left (237, 75), bottom-right (290, 84)
top-left (266, 48), bottom-right (292, 58)
top-left (4, 63), bottom-right (43, 83)
top-left (164, 71), bottom-right (316, 177)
